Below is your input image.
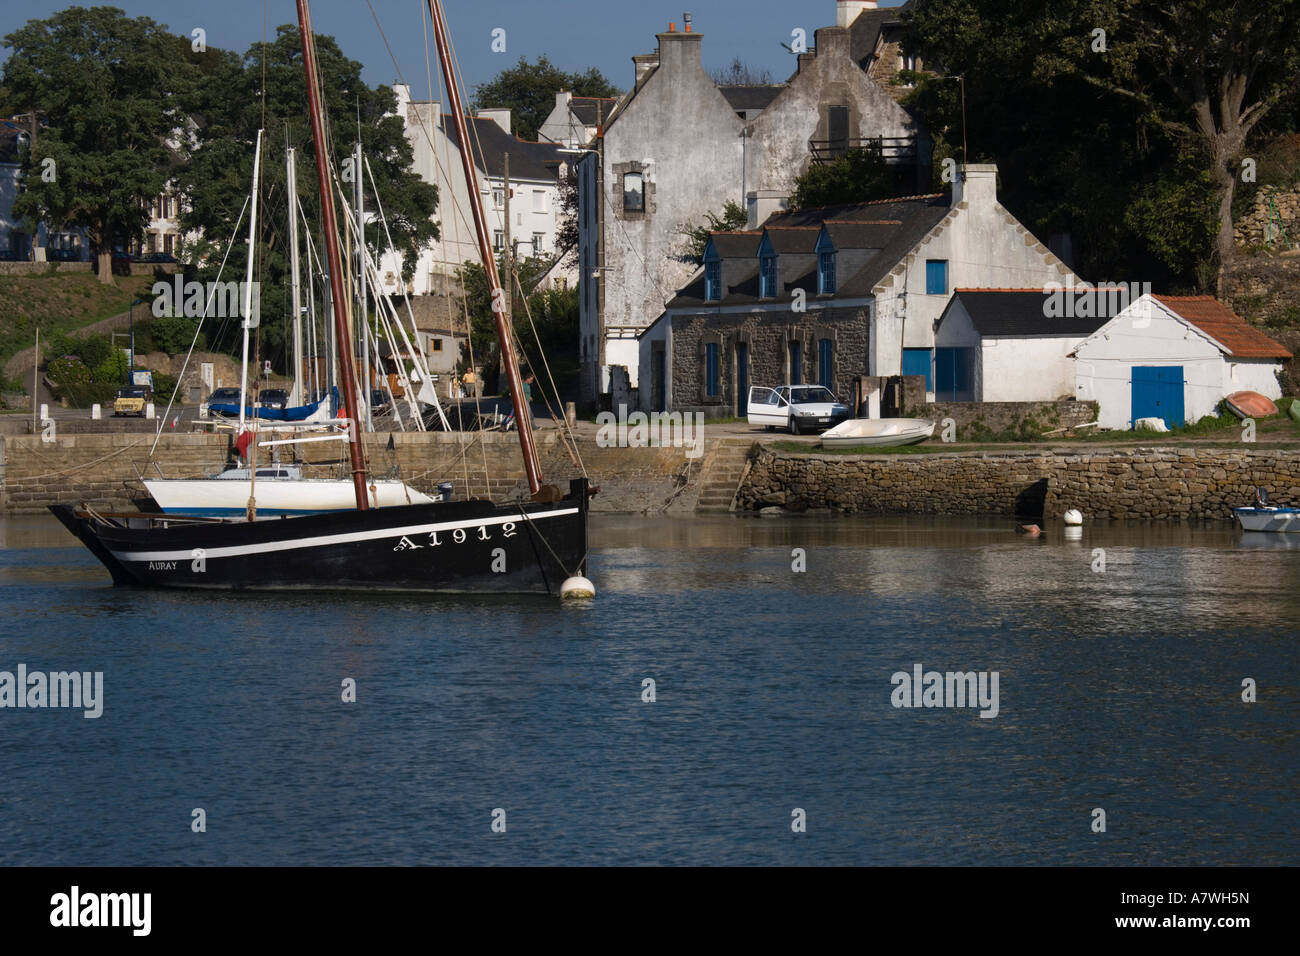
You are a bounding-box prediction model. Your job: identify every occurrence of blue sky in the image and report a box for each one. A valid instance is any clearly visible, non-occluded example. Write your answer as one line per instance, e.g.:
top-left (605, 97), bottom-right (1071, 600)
top-left (1, 1), bottom-right (905, 103)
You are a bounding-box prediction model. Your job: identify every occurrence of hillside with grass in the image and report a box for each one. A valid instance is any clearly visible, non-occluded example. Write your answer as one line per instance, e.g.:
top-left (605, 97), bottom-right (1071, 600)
top-left (0, 271), bottom-right (155, 389)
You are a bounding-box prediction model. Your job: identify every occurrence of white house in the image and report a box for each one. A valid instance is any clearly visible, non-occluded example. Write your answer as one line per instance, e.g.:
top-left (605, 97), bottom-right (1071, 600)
top-left (1072, 294), bottom-right (1292, 429)
top-left (537, 91), bottom-right (617, 148)
top-left (933, 288), bottom-right (1108, 402)
top-left (383, 84), bottom-right (576, 297)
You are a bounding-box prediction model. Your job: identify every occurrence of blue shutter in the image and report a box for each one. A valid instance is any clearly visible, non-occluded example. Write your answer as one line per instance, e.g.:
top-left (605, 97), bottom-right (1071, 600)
top-left (925, 259), bottom-right (948, 295)
top-left (902, 348), bottom-right (933, 391)
top-left (789, 341), bottom-right (802, 385)
top-left (818, 339), bottom-right (833, 386)
top-left (706, 342), bottom-right (719, 396)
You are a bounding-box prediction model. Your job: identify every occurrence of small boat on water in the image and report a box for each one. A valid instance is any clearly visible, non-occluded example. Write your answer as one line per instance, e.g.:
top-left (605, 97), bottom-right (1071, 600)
top-left (1233, 507), bottom-right (1300, 533)
top-left (1225, 391), bottom-right (1278, 419)
top-left (820, 418), bottom-right (935, 449)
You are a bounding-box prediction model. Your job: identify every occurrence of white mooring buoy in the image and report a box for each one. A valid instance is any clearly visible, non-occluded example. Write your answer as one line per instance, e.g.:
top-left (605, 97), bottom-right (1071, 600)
top-left (1063, 509), bottom-right (1084, 526)
top-left (560, 576), bottom-right (596, 599)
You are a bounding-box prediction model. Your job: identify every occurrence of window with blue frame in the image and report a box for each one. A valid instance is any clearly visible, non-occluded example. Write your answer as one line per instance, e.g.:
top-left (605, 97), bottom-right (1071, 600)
top-left (705, 342), bottom-right (719, 397)
top-left (818, 339), bottom-right (833, 387)
top-left (925, 259), bottom-right (948, 295)
top-left (816, 228), bottom-right (836, 295)
top-left (901, 348), bottom-right (933, 391)
top-left (759, 233), bottom-right (777, 298)
top-left (788, 340), bottom-right (802, 385)
top-left (704, 248), bottom-right (721, 301)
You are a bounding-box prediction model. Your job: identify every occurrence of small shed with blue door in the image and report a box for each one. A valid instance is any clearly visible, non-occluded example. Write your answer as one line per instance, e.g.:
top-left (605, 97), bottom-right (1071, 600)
top-left (932, 289), bottom-right (1108, 402)
top-left (1071, 294), bottom-right (1291, 430)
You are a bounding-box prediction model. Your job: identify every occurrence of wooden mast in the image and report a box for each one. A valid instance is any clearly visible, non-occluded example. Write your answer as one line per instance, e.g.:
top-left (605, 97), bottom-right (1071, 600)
top-left (296, 0), bottom-right (369, 510)
top-left (427, 0), bottom-right (544, 496)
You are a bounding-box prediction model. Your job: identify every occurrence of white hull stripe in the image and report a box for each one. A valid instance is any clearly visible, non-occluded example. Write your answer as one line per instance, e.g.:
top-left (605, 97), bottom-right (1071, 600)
top-left (109, 507), bottom-right (581, 562)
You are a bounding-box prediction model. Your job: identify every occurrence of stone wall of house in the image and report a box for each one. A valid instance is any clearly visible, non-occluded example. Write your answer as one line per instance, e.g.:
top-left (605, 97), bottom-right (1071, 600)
top-left (1233, 185), bottom-right (1300, 248)
top-left (738, 446), bottom-right (1300, 520)
top-left (670, 305), bottom-right (870, 414)
top-left (922, 399), bottom-right (1099, 436)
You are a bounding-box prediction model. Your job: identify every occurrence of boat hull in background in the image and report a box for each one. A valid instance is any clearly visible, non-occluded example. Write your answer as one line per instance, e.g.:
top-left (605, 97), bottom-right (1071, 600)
top-left (820, 418), bottom-right (935, 449)
top-left (1225, 391), bottom-right (1278, 420)
top-left (143, 477), bottom-right (434, 517)
top-left (51, 479), bottom-right (590, 595)
top-left (1233, 507), bottom-right (1300, 533)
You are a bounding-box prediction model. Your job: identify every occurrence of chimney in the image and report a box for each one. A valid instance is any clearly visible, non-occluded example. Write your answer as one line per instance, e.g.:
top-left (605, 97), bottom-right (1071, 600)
top-left (477, 108), bottom-right (511, 135)
top-left (633, 53), bottom-right (659, 90)
top-left (813, 26), bottom-right (851, 60)
top-left (838, 1), bottom-right (879, 28)
top-left (952, 164), bottom-right (998, 208)
top-left (657, 22), bottom-right (703, 76)
top-left (747, 190), bottom-right (789, 230)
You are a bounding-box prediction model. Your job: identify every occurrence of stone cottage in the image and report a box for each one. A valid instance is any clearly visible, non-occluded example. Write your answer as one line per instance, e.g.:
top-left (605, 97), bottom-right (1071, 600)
top-left (637, 164), bottom-right (1078, 416)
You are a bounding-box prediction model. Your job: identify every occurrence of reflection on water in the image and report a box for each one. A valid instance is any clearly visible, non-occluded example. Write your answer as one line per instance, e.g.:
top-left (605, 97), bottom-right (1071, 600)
top-left (1, 513), bottom-right (1296, 866)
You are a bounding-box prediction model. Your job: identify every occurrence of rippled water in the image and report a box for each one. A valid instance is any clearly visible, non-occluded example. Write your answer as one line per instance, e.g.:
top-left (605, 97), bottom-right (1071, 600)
top-left (0, 513), bottom-right (1296, 865)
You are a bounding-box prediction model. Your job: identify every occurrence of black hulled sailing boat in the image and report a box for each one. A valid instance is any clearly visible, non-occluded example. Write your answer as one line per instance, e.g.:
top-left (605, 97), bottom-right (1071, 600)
top-left (50, 0), bottom-right (590, 596)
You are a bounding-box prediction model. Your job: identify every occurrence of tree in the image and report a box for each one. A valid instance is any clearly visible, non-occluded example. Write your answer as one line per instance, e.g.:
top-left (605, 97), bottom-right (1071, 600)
top-left (905, 0), bottom-right (1300, 291)
top-left (472, 56), bottom-right (619, 142)
top-left (3, 7), bottom-right (200, 283)
top-left (176, 24), bottom-right (439, 376)
top-left (678, 200), bottom-right (749, 263)
top-left (789, 144), bottom-right (912, 211)
top-left (708, 58), bottom-right (773, 86)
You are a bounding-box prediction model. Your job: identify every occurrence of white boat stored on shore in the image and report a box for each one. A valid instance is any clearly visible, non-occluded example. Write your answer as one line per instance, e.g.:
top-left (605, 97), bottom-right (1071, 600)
top-left (1233, 506), bottom-right (1300, 533)
top-left (820, 418), bottom-right (935, 449)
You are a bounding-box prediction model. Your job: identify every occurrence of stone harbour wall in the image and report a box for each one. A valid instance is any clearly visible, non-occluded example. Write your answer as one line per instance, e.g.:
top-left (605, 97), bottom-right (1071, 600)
top-left (738, 446), bottom-right (1300, 520)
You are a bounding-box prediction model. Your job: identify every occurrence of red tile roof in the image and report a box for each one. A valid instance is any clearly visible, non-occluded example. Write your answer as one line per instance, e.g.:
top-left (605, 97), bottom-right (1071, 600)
top-left (1154, 295), bottom-right (1292, 359)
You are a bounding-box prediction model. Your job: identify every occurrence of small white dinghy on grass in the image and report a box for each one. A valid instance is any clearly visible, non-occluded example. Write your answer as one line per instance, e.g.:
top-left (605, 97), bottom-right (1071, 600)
top-left (820, 418), bottom-right (935, 449)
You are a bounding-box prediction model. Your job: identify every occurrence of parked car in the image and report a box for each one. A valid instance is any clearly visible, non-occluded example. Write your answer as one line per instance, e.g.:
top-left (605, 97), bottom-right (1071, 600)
top-left (747, 385), bottom-right (851, 434)
top-left (259, 388), bottom-right (290, 411)
top-left (370, 388), bottom-right (392, 413)
top-left (138, 252), bottom-right (177, 264)
top-left (202, 387), bottom-right (244, 416)
top-left (113, 384), bottom-right (152, 417)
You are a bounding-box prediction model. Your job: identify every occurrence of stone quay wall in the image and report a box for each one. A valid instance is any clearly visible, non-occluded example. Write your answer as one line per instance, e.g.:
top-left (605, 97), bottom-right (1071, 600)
top-left (738, 446), bottom-right (1300, 520)
top-left (0, 429), bottom-right (703, 514)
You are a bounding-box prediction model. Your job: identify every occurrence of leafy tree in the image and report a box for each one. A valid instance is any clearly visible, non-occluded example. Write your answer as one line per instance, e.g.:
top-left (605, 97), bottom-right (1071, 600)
top-left (177, 24), bottom-right (439, 377)
top-left (3, 7), bottom-right (200, 283)
top-left (708, 58), bottom-right (773, 86)
top-left (678, 200), bottom-right (749, 263)
top-left (789, 144), bottom-right (912, 211)
top-left (472, 56), bottom-right (619, 142)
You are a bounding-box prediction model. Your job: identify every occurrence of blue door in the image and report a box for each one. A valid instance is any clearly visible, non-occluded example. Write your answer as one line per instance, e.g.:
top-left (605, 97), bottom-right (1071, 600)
top-left (1130, 366), bottom-right (1184, 429)
top-left (902, 348), bottom-right (933, 391)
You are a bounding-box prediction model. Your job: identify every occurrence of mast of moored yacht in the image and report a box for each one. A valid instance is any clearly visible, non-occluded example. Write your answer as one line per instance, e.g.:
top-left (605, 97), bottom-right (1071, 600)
top-left (287, 146), bottom-right (304, 408)
top-left (296, 0), bottom-right (370, 510)
top-left (238, 128), bottom-right (263, 434)
top-left (427, 0), bottom-right (544, 496)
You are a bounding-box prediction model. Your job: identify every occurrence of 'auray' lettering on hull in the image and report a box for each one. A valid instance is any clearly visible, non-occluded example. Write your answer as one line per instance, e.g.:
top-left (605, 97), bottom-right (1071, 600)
top-left (147, 561), bottom-right (177, 571)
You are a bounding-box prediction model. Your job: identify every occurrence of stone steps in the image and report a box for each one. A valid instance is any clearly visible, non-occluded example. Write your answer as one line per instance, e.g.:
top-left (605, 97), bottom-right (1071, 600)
top-left (695, 440), bottom-right (756, 513)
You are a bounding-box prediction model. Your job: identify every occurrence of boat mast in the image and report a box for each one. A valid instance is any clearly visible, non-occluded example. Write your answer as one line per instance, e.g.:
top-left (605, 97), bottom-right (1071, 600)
top-left (239, 128), bottom-right (263, 434)
top-left (427, 0), bottom-right (544, 495)
top-left (296, 0), bottom-right (370, 510)
top-left (287, 146), bottom-right (304, 408)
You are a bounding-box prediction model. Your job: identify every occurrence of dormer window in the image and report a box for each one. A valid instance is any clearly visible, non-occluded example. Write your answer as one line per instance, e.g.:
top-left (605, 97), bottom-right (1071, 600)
top-left (758, 233), bottom-right (777, 299)
top-left (704, 242), bottom-right (721, 302)
top-left (816, 228), bottom-right (836, 295)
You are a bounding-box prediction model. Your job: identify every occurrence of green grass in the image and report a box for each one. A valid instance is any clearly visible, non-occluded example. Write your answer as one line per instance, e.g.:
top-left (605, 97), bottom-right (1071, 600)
top-left (0, 272), bottom-right (155, 375)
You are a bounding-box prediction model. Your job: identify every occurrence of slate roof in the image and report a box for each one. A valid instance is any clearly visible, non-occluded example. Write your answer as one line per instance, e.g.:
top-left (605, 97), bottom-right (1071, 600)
top-left (444, 115), bottom-right (566, 181)
top-left (1154, 295), bottom-right (1292, 359)
top-left (666, 193), bottom-right (950, 307)
top-left (849, 0), bottom-right (913, 68)
top-left (568, 97), bottom-right (618, 126)
top-left (940, 289), bottom-right (1109, 337)
top-left (718, 85), bottom-right (786, 113)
